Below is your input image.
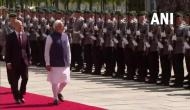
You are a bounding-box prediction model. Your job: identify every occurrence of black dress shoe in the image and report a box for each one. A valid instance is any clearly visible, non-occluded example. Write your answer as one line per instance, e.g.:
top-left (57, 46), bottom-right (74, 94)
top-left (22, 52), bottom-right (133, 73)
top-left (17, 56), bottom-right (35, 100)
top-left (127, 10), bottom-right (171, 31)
top-left (72, 68), bottom-right (81, 72)
top-left (157, 82), bottom-right (169, 86)
top-left (82, 70), bottom-right (91, 74)
top-left (15, 99), bottom-right (21, 104)
top-left (184, 85), bottom-right (190, 89)
top-left (163, 82), bottom-right (169, 86)
top-left (125, 76), bottom-right (134, 80)
top-left (53, 99), bottom-right (59, 105)
top-left (58, 93), bottom-right (64, 102)
top-left (20, 98), bottom-right (25, 103)
top-left (117, 74), bottom-right (124, 79)
top-left (146, 79), bottom-right (156, 84)
top-left (112, 73), bottom-right (117, 78)
top-left (184, 74), bottom-right (189, 79)
top-left (102, 73), bottom-right (111, 76)
top-left (135, 77), bottom-right (145, 82)
top-left (92, 71), bottom-right (101, 75)
top-left (170, 83), bottom-right (183, 88)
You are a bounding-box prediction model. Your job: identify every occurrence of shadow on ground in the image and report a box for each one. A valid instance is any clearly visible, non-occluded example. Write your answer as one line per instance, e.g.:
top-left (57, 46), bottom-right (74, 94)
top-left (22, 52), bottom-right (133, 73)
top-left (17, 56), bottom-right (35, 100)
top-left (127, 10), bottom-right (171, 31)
top-left (69, 72), bottom-right (190, 99)
top-left (1, 62), bottom-right (187, 98)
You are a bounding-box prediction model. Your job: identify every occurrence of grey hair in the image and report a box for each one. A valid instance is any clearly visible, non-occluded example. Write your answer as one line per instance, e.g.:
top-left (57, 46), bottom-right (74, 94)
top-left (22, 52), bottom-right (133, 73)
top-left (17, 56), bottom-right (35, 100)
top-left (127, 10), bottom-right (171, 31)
top-left (53, 20), bottom-right (64, 29)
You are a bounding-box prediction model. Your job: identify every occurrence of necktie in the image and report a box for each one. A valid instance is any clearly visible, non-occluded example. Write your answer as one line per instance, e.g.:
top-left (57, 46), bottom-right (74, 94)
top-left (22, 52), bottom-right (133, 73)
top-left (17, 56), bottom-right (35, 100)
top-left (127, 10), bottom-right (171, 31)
top-left (18, 33), bottom-right (22, 46)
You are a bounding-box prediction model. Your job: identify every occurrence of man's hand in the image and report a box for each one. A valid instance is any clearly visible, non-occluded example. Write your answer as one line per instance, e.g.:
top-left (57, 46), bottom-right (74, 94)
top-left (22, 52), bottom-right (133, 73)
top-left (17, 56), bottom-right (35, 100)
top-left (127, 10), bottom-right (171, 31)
top-left (7, 63), bottom-right (12, 70)
top-left (46, 65), bottom-right (51, 71)
top-left (29, 60), bottom-right (32, 65)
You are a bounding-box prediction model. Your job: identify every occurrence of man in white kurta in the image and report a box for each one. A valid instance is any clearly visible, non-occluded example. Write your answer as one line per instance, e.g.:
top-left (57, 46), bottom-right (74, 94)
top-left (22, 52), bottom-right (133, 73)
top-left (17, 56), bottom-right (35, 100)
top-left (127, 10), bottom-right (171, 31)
top-left (44, 20), bottom-right (71, 105)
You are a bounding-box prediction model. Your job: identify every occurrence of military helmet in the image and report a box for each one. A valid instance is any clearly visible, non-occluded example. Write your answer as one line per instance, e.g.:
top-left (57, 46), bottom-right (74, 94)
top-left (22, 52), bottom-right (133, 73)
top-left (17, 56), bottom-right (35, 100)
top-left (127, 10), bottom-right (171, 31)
top-left (128, 11), bottom-right (137, 16)
top-left (175, 12), bottom-right (183, 17)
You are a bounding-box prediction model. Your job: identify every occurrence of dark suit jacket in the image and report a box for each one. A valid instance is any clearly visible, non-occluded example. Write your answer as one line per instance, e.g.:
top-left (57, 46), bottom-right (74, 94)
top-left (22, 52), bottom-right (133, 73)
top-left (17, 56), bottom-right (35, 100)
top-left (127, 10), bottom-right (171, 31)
top-left (5, 31), bottom-right (30, 67)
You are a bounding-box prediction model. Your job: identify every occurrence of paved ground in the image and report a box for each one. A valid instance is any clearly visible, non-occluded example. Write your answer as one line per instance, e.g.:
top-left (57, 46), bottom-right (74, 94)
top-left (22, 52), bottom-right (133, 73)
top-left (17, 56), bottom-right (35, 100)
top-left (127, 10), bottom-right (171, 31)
top-left (0, 62), bottom-right (190, 110)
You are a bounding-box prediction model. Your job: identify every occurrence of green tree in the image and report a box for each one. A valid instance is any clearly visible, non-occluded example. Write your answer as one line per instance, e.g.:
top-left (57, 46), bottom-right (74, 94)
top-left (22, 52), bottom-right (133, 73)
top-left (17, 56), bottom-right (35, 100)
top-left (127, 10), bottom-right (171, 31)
top-left (128, 0), bottom-right (145, 11)
top-left (60, 0), bottom-right (70, 10)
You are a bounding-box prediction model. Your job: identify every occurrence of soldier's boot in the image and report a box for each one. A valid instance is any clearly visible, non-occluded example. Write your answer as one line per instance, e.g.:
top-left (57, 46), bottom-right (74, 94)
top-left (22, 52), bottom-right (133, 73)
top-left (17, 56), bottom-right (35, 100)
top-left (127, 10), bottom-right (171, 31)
top-left (183, 73), bottom-right (190, 89)
top-left (184, 74), bottom-right (189, 82)
top-left (75, 66), bottom-right (83, 72)
top-left (93, 63), bottom-right (102, 75)
top-left (125, 67), bottom-right (135, 80)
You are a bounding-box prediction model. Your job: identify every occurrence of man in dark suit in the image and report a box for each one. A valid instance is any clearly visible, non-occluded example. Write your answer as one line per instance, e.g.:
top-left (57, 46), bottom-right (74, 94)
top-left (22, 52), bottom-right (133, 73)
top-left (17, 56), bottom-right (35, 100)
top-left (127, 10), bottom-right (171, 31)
top-left (4, 13), bottom-right (17, 86)
top-left (5, 20), bottom-right (30, 104)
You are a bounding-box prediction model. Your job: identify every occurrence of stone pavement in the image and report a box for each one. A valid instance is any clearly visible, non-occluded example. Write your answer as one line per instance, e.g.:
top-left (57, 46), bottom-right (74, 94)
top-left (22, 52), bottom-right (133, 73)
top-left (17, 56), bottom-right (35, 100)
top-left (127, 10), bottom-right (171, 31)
top-left (0, 62), bottom-right (189, 110)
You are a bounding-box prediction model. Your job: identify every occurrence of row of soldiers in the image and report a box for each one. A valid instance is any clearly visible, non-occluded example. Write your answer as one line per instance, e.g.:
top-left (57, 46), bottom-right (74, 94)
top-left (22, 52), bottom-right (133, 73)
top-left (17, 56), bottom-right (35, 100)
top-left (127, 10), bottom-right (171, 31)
top-left (0, 9), bottom-right (190, 89)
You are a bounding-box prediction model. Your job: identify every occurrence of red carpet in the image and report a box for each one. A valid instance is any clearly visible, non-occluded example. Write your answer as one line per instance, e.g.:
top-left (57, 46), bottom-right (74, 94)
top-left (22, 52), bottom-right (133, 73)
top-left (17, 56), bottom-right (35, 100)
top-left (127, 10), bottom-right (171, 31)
top-left (0, 87), bottom-right (105, 110)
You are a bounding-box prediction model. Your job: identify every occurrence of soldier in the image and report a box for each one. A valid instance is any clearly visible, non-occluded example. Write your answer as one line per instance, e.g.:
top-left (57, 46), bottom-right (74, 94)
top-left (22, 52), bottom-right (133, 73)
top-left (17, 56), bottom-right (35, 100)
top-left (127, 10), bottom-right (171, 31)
top-left (124, 11), bottom-right (138, 80)
top-left (147, 17), bottom-right (161, 83)
top-left (37, 10), bottom-right (47, 66)
top-left (28, 11), bottom-right (38, 65)
top-left (103, 13), bottom-right (117, 76)
top-left (82, 11), bottom-right (96, 73)
top-left (16, 9), bottom-right (24, 22)
top-left (65, 11), bottom-right (74, 43)
top-left (114, 12), bottom-right (127, 78)
top-left (71, 11), bottom-right (84, 72)
top-left (24, 12), bottom-right (31, 32)
top-left (29, 11), bottom-right (41, 65)
top-left (171, 12), bottom-right (186, 87)
top-left (135, 11), bottom-right (149, 82)
top-left (0, 9), bottom-right (3, 60)
top-left (184, 12), bottom-right (190, 89)
top-left (159, 24), bottom-right (174, 86)
top-left (92, 12), bottom-right (104, 75)
top-left (0, 7), bottom-right (9, 61)
top-left (49, 11), bottom-right (55, 27)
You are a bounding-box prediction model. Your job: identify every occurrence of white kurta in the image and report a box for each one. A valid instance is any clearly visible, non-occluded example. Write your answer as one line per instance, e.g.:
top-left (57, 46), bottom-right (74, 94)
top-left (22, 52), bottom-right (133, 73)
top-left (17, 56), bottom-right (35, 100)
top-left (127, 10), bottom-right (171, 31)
top-left (47, 67), bottom-right (70, 84)
top-left (44, 32), bottom-right (71, 84)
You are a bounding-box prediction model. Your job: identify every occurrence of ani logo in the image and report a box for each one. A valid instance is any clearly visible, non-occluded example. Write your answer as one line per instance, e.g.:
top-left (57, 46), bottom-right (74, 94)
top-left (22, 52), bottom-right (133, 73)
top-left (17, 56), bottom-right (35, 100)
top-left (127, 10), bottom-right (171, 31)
top-left (150, 13), bottom-right (173, 25)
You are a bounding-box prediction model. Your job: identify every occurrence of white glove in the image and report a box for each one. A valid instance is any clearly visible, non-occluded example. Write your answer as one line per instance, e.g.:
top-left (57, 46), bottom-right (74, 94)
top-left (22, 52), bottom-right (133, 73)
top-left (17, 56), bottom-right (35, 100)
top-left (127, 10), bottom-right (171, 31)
top-left (127, 29), bottom-right (131, 34)
top-left (103, 28), bottom-right (107, 33)
top-left (161, 32), bottom-right (166, 37)
top-left (188, 30), bottom-right (190, 37)
top-left (148, 32), bottom-right (153, 37)
top-left (94, 25), bottom-right (99, 31)
top-left (116, 30), bottom-right (121, 34)
top-left (136, 30), bottom-right (141, 36)
top-left (172, 35), bottom-right (177, 41)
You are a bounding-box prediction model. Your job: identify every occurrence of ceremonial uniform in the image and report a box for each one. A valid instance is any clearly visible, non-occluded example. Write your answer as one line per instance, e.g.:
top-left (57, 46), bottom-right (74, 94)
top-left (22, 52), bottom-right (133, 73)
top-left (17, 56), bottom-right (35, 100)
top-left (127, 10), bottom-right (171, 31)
top-left (115, 16), bottom-right (127, 78)
top-left (136, 18), bottom-right (149, 82)
top-left (83, 16), bottom-right (95, 73)
top-left (38, 16), bottom-right (47, 66)
top-left (160, 25), bottom-right (173, 85)
top-left (172, 17), bottom-right (186, 87)
top-left (147, 24), bottom-right (161, 83)
top-left (103, 17), bottom-right (117, 76)
top-left (71, 15), bottom-right (84, 71)
top-left (93, 16), bottom-right (104, 75)
top-left (124, 12), bottom-right (138, 80)
top-left (184, 25), bottom-right (190, 88)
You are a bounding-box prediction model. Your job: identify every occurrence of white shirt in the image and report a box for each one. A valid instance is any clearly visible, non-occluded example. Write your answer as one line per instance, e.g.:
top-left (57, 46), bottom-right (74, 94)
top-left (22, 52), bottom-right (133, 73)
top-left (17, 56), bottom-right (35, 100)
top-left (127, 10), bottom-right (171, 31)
top-left (15, 31), bottom-right (22, 40)
top-left (44, 32), bottom-right (71, 66)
